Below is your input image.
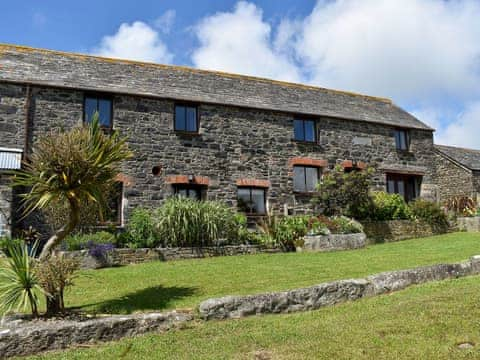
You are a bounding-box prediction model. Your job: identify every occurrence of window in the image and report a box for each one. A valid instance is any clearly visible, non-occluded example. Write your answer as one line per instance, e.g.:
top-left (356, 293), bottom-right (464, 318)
top-left (174, 184), bottom-right (203, 200)
top-left (293, 119), bottom-right (316, 142)
top-left (84, 96), bottom-right (112, 128)
top-left (101, 182), bottom-right (123, 225)
top-left (394, 129), bottom-right (409, 151)
top-left (237, 187), bottom-right (266, 214)
top-left (386, 174), bottom-right (421, 202)
top-left (175, 104), bottom-right (198, 132)
top-left (293, 166), bottom-right (320, 192)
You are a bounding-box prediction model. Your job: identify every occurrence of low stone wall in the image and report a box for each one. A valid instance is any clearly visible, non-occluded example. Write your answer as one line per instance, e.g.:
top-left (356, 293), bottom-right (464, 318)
top-left (60, 245), bottom-right (281, 269)
top-left (198, 256), bottom-right (480, 320)
top-left (302, 233), bottom-right (366, 252)
top-left (0, 310), bottom-right (193, 358)
top-left (361, 220), bottom-right (447, 244)
top-left (457, 217), bottom-right (480, 232)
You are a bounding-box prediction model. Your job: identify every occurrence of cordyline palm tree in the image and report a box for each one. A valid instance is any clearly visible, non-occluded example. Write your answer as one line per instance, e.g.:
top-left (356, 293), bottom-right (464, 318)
top-left (13, 114), bottom-right (132, 260)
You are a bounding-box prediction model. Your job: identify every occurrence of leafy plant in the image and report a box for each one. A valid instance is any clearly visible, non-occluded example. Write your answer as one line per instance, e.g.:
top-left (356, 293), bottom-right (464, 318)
top-left (444, 196), bottom-right (477, 217)
top-left (155, 197), bottom-right (244, 247)
top-left (123, 207), bottom-right (158, 248)
top-left (258, 215), bottom-right (309, 251)
top-left (35, 256), bottom-right (79, 315)
top-left (0, 240), bottom-right (43, 317)
top-left (330, 216), bottom-right (364, 234)
top-left (369, 191), bottom-right (412, 221)
top-left (0, 237), bottom-right (23, 257)
top-left (12, 114), bottom-right (131, 261)
top-left (409, 199), bottom-right (449, 230)
top-left (313, 165), bottom-right (373, 217)
top-left (63, 231), bottom-right (116, 251)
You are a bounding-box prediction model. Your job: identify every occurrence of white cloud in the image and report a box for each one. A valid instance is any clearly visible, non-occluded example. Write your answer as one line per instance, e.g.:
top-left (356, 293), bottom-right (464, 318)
top-left (154, 9), bottom-right (176, 34)
top-left (191, 1), bottom-right (301, 82)
top-left (92, 21), bottom-right (173, 63)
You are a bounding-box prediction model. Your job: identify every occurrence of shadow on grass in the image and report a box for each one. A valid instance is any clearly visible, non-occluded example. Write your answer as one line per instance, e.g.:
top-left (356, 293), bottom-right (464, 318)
top-left (77, 285), bottom-right (198, 314)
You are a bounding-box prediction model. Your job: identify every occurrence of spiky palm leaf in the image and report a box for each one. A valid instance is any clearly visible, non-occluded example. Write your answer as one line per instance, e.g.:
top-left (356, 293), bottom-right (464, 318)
top-left (0, 241), bottom-right (43, 316)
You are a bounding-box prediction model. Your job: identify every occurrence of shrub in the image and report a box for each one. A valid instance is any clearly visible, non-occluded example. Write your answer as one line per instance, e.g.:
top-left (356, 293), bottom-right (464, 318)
top-left (123, 207), bottom-right (159, 248)
top-left (330, 216), bottom-right (364, 234)
top-left (444, 196), bottom-right (477, 217)
top-left (409, 199), bottom-right (449, 229)
top-left (0, 237), bottom-right (24, 257)
top-left (307, 215), bottom-right (363, 235)
top-left (370, 192), bottom-right (412, 221)
top-left (0, 241), bottom-right (43, 317)
top-left (155, 197), bottom-right (245, 247)
top-left (63, 231), bottom-right (116, 251)
top-left (258, 215), bottom-right (309, 251)
top-left (313, 166), bottom-right (373, 217)
top-left (86, 241), bottom-right (115, 267)
top-left (35, 256), bottom-right (79, 315)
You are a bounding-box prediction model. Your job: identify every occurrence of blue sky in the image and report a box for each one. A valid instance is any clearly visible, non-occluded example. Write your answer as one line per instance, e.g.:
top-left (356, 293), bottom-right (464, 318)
top-left (2, 0), bottom-right (480, 148)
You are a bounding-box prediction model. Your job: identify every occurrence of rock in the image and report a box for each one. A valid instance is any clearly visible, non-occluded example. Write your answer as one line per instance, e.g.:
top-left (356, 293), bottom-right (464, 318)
top-left (458, 342), bottom-right (474, 349)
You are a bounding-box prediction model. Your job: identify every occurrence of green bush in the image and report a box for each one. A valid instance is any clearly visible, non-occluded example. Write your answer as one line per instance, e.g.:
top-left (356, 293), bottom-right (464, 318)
top-left (155, 197), bottom-right (245, 247)
top-left (258, 215), bottom-right (309, 251)
top-left (409, 199), bottom-right (449, 229)
top-left (63, 231), bottom-right (115, 251)
top-left (123, 207), bottom-right (159, 248)
top-left (331, 216), bottom-right (364, 234)
top-left (0, 237), bottom-right (24, 257)
top-left (370, 192), bottom-right (412, 221)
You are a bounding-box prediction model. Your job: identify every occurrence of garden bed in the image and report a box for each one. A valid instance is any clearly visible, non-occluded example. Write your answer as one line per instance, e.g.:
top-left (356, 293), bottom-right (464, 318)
top-left (59, 245), bottom-right (282, 269)
top-left (362, 219), bottom-right (449, 244)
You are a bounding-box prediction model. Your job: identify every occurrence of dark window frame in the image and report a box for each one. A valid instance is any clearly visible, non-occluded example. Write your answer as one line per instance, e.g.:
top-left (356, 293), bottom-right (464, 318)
top-left (173, 184), bottom-right (205, 200)
top-left (293, 118), bottom-right (317, 143)
top-left (293, 165), bottom-right (321, 193)
top-left (394, 128), bottom-right (410, 151)
top-left (83, 94), bottom-right (114, 130)
top-left (237, 186), bottom-right (267, 215)
top-left (386, 173), bottom-right (422, 202)
top-left (174, 103), bottom-right (200, 133)
top-left (97, 181), bottom-right (123, 226)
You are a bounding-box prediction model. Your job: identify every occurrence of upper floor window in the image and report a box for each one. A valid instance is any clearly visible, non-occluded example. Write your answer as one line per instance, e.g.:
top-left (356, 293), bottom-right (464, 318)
top-left (175, 104), bottom-right (198, 133)
top-left (237, 187), bottom-right (266, 214)
top-left (394, 129), bottom-right (410, 151)
top-left (84, 96), bottom-right (112, 128)
top-left (293, 166), bottom-right (320, 192)
top-left (293, 119), bottom-right (316, 142)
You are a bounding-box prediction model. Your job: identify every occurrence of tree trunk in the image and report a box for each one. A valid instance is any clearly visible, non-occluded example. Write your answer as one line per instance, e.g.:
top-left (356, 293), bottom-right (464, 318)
top-left (39, 199), bottom-right (80, 261)
top-left (45, 293), bottom-right (62, 316)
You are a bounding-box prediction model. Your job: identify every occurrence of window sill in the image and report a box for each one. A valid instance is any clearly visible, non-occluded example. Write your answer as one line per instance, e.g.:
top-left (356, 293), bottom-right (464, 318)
top-left (174, 130), bottom-right (201, 138)
top-left (396, 149), bottom-right (414, 155)
top-left (291, 139), bottom-right (318, 145)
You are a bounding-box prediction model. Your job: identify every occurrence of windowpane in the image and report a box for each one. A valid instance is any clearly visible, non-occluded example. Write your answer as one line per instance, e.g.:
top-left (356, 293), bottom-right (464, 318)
top-left (395, 130), bottom-right (409, 150)
top-left (305, 167), bottom-right (319, 192)
top-left (304, 121), bottom-right (315, 142)
top-left (293, 166), bottom-right (306, 192)
top-left (237, 188), bottom-right (252, 213)
top-left (84, 97), bottom-right (97, 123)
top-left (175, 106), bottom-right (186, 131)
top-left (186, 107), bottom-right (197, 132)
top-left (293, 120), bottom-right (305, 141)
top-left (251, 189), bottom-right (266, 214)
top-left (387, 179), bottom-right (395, 193)
top-left (397, 180), bottom-right (405, 196)
top-left (98, 99), bottom-right (112, 127)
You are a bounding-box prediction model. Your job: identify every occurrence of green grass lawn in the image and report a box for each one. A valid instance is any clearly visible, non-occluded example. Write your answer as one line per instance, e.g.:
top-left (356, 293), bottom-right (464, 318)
top-left (26, 274), bottom-right (480, 359)
top-left (63, 232), bottom-right (480, 314)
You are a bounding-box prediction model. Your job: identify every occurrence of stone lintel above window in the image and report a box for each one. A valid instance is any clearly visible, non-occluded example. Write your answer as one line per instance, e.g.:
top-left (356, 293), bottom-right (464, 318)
top-left (341, 160), bottom-right (367, 170)
top-left (236, 179), bottom-right (270, 188)
top-left (166, 175), bottom-right (210, 186)
top-left (288, 157), bottom-right (328, 168)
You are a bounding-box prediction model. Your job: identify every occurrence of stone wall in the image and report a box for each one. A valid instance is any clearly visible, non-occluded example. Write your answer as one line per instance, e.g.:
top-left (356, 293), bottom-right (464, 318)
top-left (434, 151), bottom-right (474, 204)
top-left (59, 245), bottom-right (282, 269)
top-left (198, 256), bottom-right (480, 320)
top-left (456, 217), bottom-right (480, 232)
top-left (0, 82), bottom-right (437, 231)
top-left (0, 174), bottom-right (13, 237)
top-left (0, 311), bottom-right (193, 358)
top-left (361, 220), bottom-right (447, 244)
top-left (302, 233), bottom-right (366, 252)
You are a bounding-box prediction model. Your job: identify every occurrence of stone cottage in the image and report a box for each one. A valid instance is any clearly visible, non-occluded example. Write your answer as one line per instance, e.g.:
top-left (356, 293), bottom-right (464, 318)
top-left (0, 44), bottom-right (438, 233)
top-left (434, 144), bottom-right (480, 204)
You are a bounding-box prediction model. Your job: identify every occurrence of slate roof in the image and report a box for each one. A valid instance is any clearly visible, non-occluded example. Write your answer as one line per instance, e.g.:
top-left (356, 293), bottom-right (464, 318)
top-left (0, 44), bottom-right (433, 131)
top-left (435, 144), bottom-right (480, 171)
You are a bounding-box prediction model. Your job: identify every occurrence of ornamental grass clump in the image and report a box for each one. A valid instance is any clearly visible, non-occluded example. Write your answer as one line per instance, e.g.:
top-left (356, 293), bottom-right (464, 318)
top-left (155, 197), bottom-right (243, 247)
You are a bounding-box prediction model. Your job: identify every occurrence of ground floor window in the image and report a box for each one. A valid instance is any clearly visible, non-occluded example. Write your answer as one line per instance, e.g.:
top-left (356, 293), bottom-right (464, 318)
top-left (293, 166), bottom-right (320, 192)
top-left (237, 187), bottom-right (266, 214)
top-left (102, 182), bottom-right (123, 225)
top-left (173, 184), bottom-right (204, 200)
top-left (386, 173), bottom-right (422, 202)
